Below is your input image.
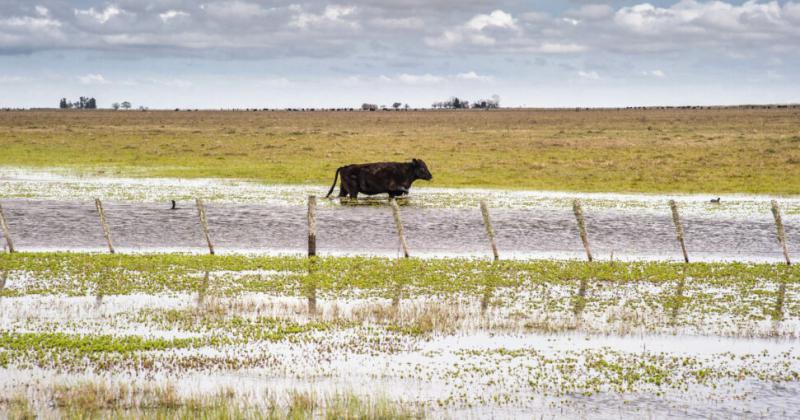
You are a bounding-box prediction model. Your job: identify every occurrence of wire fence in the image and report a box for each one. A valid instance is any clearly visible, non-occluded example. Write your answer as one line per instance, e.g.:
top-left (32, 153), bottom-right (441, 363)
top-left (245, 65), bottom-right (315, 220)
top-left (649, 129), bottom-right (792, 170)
top-left (0, 197), bottom-right (794, 265)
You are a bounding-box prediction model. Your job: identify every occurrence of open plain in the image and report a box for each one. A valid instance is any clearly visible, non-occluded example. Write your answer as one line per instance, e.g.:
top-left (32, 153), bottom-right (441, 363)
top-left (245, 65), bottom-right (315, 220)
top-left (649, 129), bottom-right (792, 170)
top-left (1, 108), bottom-right (799, 418)
top-left (2, 107), bottom-right (800, 193)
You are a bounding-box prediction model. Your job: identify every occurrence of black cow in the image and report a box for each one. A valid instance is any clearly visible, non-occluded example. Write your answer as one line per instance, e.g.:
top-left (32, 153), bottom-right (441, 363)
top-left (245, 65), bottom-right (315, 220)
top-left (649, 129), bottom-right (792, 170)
top-left (325, 159), bottom-right (433, 199)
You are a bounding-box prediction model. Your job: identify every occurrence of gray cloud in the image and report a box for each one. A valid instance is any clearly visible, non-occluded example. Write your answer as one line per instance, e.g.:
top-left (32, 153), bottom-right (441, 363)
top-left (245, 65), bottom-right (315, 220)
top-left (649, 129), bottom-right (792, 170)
top-left (1, 1), bottom-right (797, 58)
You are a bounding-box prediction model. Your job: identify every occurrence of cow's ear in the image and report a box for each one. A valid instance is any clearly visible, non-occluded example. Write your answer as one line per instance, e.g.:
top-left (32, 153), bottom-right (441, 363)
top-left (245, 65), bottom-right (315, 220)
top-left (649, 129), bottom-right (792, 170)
top-left (412, 158), bottom-right (419, 166)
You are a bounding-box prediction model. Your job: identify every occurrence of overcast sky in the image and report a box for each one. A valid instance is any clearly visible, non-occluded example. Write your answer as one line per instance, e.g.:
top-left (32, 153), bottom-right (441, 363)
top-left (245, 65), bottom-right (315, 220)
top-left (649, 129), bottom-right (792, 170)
top-left (1, 0), bottom-right (799, 108)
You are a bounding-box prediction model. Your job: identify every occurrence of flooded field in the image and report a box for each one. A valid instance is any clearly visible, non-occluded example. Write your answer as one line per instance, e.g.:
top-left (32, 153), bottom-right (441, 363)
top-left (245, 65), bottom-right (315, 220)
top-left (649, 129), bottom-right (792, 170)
top-left (1, 254), bottom-right (799, 418)
top-left (2, 169), bottom-right (799, 418)
top-left (1, 199), bottom-right (799, 262)
top-left (1, 168), bottom-right (798, 262)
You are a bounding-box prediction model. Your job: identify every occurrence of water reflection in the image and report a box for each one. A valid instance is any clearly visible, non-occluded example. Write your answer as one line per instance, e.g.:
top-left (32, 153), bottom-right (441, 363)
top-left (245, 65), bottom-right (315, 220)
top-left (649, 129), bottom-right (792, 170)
top-left (306, 258), bottom-right (318, 317)
top-left (197, 271), bottom-right (210, 307)
top-left (773, 280), bottom-right (787, 322)
top-left (0, 270), bottom-right (7, 291)
top-left (669, 270), bottom-right (687, 326)
top-left (572, 277), bottom-right (589, 319)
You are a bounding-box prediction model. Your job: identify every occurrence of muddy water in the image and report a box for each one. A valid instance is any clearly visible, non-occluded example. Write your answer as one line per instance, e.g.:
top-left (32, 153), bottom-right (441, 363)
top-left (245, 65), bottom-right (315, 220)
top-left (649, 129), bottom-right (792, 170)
top-left (1, 199), bottom-right (797, 261)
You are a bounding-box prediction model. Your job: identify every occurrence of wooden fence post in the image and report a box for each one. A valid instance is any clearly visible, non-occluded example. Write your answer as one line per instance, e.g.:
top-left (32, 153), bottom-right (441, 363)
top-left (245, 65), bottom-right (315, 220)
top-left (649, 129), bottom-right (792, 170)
top-left (572, 200), bottom-right (593, 262)
top-left (771, 200), bottom-right (791, 265)
top-left (0, 203), bottom-right (14, 253)
top-left (94, 198), bottom-right (115, 254)
top-left (308, 196), bottom-right (317, 257)
top-left (389, 198), bottom-right (409, 258)
top-left (479, 201), bottom-right (499, 261)
top-left (669, 200), bottom-right (689, 263)
top-left (196, 198), bottom-right (214, 255)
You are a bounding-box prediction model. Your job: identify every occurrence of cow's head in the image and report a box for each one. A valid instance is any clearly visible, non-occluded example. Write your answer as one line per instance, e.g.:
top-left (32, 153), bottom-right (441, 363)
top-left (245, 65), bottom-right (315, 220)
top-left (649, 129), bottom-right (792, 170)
top-left (412, 158), bottom-right (433, 181)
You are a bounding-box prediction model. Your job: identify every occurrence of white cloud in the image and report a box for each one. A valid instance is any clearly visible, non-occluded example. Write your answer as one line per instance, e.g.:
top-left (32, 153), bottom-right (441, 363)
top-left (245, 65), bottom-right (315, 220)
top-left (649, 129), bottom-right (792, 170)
top-left (35, 6), bottom-right (49, 17)
top-left (78, 73), bottom-right (109, 85)
top-left (538, 42), bottom-right (586, 53)
top-left (203, 1), bottom-right (272, 19)
top-left (291, 5), bottom-right (358, 29)
top-left (642, 69), bottom-right (666, 78)
top-left (456, 71), bottom-right (494, 82)
top-left (466, 10), bottom-right (517, 31)
top-left (378, 72), bottom-right (495, 85)
top-left (427, 9), bottom-right (518, 48)
top-left (159, 10), bottom-right (189, 23)
top-left (396, 73), bottom-right (443, 84)
top-left (0, 15), bottom-right (61, 31)
top-left (578, 70), bottom-right (600, 80)
top-left (74, 6), bottom-right (122, 24)
top-left (614, 0), bottom-right (798, 38)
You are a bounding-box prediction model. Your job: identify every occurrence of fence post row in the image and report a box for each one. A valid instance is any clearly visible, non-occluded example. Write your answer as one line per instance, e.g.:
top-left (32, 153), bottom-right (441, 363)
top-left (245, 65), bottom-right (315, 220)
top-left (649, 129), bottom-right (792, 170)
top-left (389, 198), bottom-right (410, 258)
top-left (572, 200), bottom-right (593, 262)
top-left (196, 198), bottom-right (215, 255)
top-left (94, 198), bottom-right (115, 254)
top-left (771, 200), bottom-right (791, 266)
top-left (479, 201), bottom-right (499, 261)
top-left (307, 196), bottom-right (317, 257)
top-left (669, 200), bottom-right (689, 263)
top-left (0, 202), bottom-right (15, 253)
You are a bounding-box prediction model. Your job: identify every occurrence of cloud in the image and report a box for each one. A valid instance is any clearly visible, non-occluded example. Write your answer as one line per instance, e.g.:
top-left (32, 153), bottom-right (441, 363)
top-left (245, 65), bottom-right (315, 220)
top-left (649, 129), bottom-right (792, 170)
top-left (613, 1), bottom-right (800, 43)
top-left (74, 6), bottom-right (122, 24)
top-left (202, 1), bottom-right (272, 19)
top-left (427, 9), bottom-right (518, 48)
top-left (578, 70), bottom-right (600, 80)
top-left (159, 10), bottom-right (189, 23)
top-left (290, 5), bottom-right (358, 29)
top-left (396, 73), bottom-right (443, 84)
top-left (642, 69), bottom-right (666, 78)
top-left (78, 73), bottom-right (109, 84)
top-left (377, 71), bottom-right (495, 85)
top-left (465, 10), bottom-right (516, 31)
top-left (370, 17), bottom-right (424, 29)
top-left (456, 71), bottom-right (494, 82)
top-left (0, 0), bottom-right (797, 63)
top-left (566, 4), bottom-right (613, 20)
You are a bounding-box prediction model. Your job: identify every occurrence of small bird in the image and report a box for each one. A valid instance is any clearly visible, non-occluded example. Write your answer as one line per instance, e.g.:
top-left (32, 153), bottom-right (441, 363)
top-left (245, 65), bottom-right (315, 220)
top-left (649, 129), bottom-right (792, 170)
top-left (710, 197), bottom-right (721, 203)
top-left (170, 200), bottom-right (177, 210)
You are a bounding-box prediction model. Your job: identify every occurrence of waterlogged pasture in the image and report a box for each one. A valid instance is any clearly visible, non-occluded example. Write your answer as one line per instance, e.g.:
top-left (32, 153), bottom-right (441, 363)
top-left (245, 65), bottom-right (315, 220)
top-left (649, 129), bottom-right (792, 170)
top-left (1, 253), bottom-right (799, 418)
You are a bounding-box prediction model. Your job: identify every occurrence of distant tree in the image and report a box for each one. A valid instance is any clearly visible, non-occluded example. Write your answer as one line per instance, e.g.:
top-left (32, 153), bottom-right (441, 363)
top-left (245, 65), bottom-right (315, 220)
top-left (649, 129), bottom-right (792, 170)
top-left (86, 98), bottom-right (97, 109)
top-left (112, 102), bottom-right (120, 110)
top-left (392, 102), bottom-right (402, 110)
top-left (121, 101), bottom-right (132, 110)
top-left (404, 103), bottom-right (410, 110)
top-left (59, 98), bottom-right (69, 109)
top-left (361, 103), bottom-right (377, 111)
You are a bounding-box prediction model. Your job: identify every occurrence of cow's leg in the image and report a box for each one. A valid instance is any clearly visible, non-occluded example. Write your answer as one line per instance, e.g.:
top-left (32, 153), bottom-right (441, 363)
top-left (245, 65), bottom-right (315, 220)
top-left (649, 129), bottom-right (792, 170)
top-left (339, 183), bottom-right (348, 197)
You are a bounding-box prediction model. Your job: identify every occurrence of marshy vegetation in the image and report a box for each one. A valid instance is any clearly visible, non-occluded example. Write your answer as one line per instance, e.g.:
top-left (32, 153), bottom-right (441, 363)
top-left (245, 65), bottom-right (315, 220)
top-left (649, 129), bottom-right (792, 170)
top-left (1, 252), bottom-right (799, 417)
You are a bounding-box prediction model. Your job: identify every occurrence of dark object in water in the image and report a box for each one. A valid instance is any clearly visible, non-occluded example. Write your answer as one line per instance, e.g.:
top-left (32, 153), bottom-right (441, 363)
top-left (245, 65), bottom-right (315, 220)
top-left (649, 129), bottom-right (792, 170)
top-left (325, 159), bottom-right (433, 199)
top-left (710, 197), bottom-right (721, 203)
top-left (170, 200), bottom-right (177, 210)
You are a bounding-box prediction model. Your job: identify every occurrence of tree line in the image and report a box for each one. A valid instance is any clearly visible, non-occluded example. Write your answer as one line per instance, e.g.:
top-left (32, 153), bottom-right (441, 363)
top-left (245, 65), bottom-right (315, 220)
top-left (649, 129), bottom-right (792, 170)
top-left (432, 95), bottom-right (500, 109)
top-left (59, 97), bottom-right (97, 109)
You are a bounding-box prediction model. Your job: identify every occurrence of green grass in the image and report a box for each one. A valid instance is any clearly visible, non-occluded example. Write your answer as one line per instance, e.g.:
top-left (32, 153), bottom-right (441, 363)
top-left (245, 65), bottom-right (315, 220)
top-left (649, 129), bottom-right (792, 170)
top-left (0, 332), bottom-right (195, 354)
top-left (1, 252), bottom-right (797, 298)
top-left (2, 108), bottom-right (800, 193)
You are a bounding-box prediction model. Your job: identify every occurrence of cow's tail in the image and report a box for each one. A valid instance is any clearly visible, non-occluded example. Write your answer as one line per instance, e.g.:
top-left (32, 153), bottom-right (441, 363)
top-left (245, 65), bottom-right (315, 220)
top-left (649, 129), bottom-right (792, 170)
top-left (325, 167), bottom-right (341, 198)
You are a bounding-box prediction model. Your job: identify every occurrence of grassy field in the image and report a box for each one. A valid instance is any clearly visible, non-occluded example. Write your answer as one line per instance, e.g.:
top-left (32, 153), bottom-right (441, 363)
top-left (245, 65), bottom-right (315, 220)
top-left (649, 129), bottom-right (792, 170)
top-left (1, 253), bottom-right (798, 417)
top-left (1, 107), bottom-right (799, 194)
